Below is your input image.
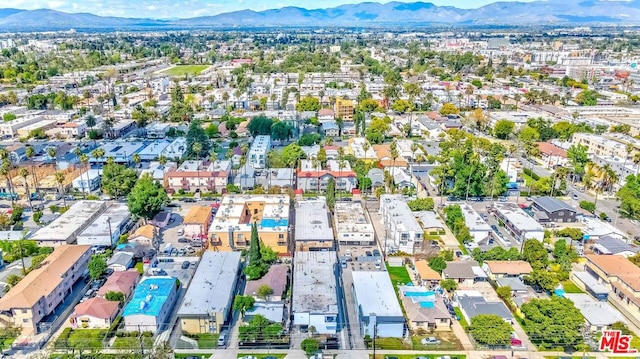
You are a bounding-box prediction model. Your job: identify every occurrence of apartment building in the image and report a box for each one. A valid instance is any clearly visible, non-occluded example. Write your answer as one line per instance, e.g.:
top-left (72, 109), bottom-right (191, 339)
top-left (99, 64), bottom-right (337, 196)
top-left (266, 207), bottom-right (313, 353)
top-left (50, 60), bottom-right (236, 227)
top-left (0, 245), bottom-right (92, 333)
top-left (379, 194), bottom-right (423, 254)
top-left (165, 160), bottom-right (231, 193)
top-left (296, 159), bottom-right (357, 193)
top-left (572, 133), bottom-right (628, 158)
top-left (208, 194), bottom-right (290, 253)
top-left (248, 135), bottom-right (271, 169)
top-left (334, 97), bottom-right (354, 121)
top-left (334, 201), bottom-right (375, 246)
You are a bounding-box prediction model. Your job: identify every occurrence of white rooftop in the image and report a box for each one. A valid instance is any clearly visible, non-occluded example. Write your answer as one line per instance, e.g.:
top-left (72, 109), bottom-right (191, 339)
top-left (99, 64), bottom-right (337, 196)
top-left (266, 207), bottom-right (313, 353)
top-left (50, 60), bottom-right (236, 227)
top-left (30, 200), bottom-right (106, 243)
top-left (294, 199), bottom-right (333, 242)
top-left (494, 202), bottom-right (544, 232)
top-left (352, 271), bottom-right (404, 317)
top-left (292, 251), bottom-right (338, 314)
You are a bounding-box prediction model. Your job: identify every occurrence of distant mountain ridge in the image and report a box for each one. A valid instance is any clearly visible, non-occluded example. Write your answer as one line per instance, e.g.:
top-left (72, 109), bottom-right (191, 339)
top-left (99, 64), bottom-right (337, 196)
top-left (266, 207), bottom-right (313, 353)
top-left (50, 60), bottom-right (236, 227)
top-left (2, 0), bottom-right (640, 30)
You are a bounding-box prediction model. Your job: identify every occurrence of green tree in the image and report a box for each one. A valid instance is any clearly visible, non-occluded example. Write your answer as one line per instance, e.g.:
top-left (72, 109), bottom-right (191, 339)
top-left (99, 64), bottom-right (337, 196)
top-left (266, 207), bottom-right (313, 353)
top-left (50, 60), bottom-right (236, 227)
top-left (298, 133), bottom-right (322, 146)
top-left (185, 120), bottom-right (211, 158)
top-left (233, 295), bottom-right (255, 316)
top-left (520, 296), bottom-right (584, 348)
top-left (256, 285), bottom-right (274, 300)
top-left (205, 123), bottom-right (219, 138)
top-left (575, 89), bottom-right (599, 106)
top-left (440, 279), bottom-right (457, 292)
top-left (428, 256), bottom-right (447, 273)
top-left (6, 274), bottom-right (21, 288)
top-left (567, 144), bottom-right (589, 180)
top-left (247, 115), bottom-right (273, 137)
top-left (391, 99), bottom-right (412, 113)
top-left (101, 163), bottom-right (138, 198)
top-left (127, 174), bottom-right (169, 220)
top-left (270, 121), bottom-right (293, 141)
top-left (296, 96), bottom-right (321, 112)
top-left (326, 178), bottom-right (336, 210)
top-left (493, 120), bottom-right (515, 139)
top-left (105, 291), bottom-right (125, 302)
top-left (617, 174), bottom-right (640, 220)
top-left (88, 255), bottom-right (107, 280)
top-left (407, 198), bottom-right (435, 211)
top-left (469, 314), bottom-right (512, 346)
top-left (521, 239), bottom-right (548, 269)
top-left (301, 338), bottom-right (320, 355)
top-left (439, 103), bottom-right (460, 115)
top-left (281, 143), bottom-right (306, 167)
top-left (496, 286), bottom-right (512, 301)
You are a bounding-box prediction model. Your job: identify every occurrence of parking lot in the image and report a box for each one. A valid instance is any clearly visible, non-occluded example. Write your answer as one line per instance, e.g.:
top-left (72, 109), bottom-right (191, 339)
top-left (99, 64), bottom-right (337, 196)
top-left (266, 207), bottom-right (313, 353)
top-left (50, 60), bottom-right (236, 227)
top-left (159, 201), bottom-right (214, 252)
top-left (150, 256), bottom-right (199, 287)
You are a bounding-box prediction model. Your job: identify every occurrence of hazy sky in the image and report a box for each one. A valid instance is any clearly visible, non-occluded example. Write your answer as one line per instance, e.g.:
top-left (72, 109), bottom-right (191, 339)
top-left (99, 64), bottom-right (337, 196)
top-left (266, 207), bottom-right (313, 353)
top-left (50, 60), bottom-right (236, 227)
top-left (6, 0), bottom-right (539, 18)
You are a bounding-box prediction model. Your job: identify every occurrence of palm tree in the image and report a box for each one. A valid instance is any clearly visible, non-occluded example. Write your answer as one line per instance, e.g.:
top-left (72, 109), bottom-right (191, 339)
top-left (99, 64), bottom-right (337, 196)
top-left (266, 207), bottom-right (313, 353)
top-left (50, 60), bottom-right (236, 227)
top-left (624, 143), bottom-right (634, 170)
top-left (91, 148), bottom-right (106, 174)
top-left (55, 171), bottom-right (67, 208)
top-left (47, 147), bottom-right (57, 170)
top-left (132, 153), bottom-right (141, 166)
top-left (25, 146), bottom-right (38, 196)
top-left (19, 168), bottom-right (31, 209)
top-left (0, 158), bottom-right (13, 204)
top-left (192, 142), bottom-right (203, 160)
top-left (158, 155), bottom-right (168, 166)
top-left (514, 93), bottom-right (521, 110)
top-left (410, 143), bottom-right (419, 177)
top-left (80, 154), bottom-right (89, 198)
top-left (338, 159), bottom-right (346, 200)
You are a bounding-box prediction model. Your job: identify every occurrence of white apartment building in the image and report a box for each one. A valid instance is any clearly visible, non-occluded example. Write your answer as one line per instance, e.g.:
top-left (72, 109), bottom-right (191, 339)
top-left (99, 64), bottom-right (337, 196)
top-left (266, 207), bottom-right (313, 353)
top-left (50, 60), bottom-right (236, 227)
top-left (248, 135), bottom-right (271, 169)
top-left (334, 201), bottom-right (375, 246)
top-left (379, 194), bottom-right (423, 254)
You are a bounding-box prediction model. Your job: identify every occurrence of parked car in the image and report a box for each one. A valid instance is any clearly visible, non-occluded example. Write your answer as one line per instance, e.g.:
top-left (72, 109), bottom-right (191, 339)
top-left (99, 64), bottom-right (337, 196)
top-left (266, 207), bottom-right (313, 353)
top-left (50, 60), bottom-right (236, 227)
top-left (373, 249), bottom-right (381, 257)
top-left (177, 248), bottom-right (186, 256)
top-left (374, 260), bottom-right (381, 269)
top-left (421, 337), bottom-right (441, 345)
top-left (181, 261), bottom-right (190, 269)
top-left (177, 228), bottom-right (185, 236)
top-left (178, 237), bottom-right (190, 243)
top-left (365, 251), bottom-right (373, 257)
top-left (491, 224), bottom-right (499, 232)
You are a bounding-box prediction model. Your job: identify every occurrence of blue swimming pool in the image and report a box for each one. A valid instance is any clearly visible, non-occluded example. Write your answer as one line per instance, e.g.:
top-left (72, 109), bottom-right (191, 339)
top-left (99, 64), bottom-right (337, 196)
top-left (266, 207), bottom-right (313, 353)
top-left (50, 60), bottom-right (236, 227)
top-left (419, 301), bottom-right (435, 308)
top-left (404, 291), bottom-right (436, 297)
top-left (261, 218), bottom-right (288, 228)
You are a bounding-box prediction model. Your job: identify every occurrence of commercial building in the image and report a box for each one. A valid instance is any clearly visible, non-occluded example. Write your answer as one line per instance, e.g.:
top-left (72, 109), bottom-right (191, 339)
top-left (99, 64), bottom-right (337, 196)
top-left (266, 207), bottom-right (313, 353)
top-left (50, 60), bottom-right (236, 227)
top-left (0, 245), bottom-right (92, 333)
top-left (294, 199), bottom-right (334, 251)
top-left (182, 205), bottom-right (213, 238)
top-left (30, 200), bottom-right (107, 247)
top-left (532, 196), bottom-right (577, 223)
top-left (492, 202), bottom-right (545, 241)
top-left (248, 135), bottom-right (271, 169)
top-left (584, 254), bottom-right (640, 328)
top-left (165, 160), bottom-right (231, 193)
top-left (459, 204), bottom-right (492, 243)
top-left (178, 252), bottom-right (241, 334)
top-left (292, 251), bottom-right (339, 334)
top-left (352, 271), bottom-right (405, 338)
top-left (76, 203), bottom-right (131, 247)
top-left (122, 276), bottom-right (179, 332)
top-left (208, 194), bottom-right (290, 253)
top-left (379, 194), bottom-right (423, 254)
top-left (72, 169), bottom-right (101, 193)
top-left (334, 201), bottom-right (375, 246)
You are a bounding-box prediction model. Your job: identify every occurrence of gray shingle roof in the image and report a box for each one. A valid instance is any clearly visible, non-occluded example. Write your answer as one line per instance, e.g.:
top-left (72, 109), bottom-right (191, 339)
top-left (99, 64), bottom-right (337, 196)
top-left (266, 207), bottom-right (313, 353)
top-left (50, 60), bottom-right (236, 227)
top-left (533, 196), bottom-right (575, 213)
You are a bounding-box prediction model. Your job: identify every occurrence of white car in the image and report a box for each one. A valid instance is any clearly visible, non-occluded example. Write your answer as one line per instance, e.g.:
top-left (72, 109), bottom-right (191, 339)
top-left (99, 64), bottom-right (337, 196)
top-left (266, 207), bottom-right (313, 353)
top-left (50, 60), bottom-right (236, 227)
top-left (177, 228), bottom-right (184, 236)
top-left (421, 337), bottom-right (441, 345)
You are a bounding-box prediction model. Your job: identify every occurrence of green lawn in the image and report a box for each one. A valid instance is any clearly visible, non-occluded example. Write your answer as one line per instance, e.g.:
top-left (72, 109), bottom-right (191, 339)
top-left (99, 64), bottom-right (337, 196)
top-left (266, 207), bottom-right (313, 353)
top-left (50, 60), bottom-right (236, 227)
top-left (561, 280), bottom-right (584, 294)
top-left (386, 263), bottom-right (412, 291)
top-left (161, 65), bottom-right (209, 76)
top-left (236, 355), bottom-right (287, 359)
top-left (112, 336), bottom-right (154, 350)
top-left (453, 307), bottom-right (468, 330)
top-left (54, 328), bottom-right (106, 350)
top-left (372, 337), bottom-right (412, 350)
top-left (134, 261), bottom-right (144, 274)
top-left (189, 333), bottom-right (218, 349)
top-left (412, 333), bottom-right (464, 350)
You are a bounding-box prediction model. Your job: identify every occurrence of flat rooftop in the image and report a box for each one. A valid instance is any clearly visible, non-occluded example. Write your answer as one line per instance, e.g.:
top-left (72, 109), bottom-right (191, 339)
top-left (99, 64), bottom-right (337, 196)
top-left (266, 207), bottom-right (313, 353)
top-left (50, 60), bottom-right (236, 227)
top-left (494, 202), bottom-right (544, 232)
top-left (292, 251), bottom-right (338, 314)
top-left (460, 203), bottom-right (492, 232)
top-left (30, 200), bottom-right (106, 243)
top-left (178, 251), bottom-right (241, 316)
top-left (138, 140), bottom-right (172, 157)
top-left (563, 293), bottom-right (626, 326)
top-left (76, 203), bottom-right (130, 244)
top-left (210, 194), bottom-right (290, 234)
top-left (95, 142), bottom-right (145, 161)
top-left (123, 276), bottom-right (176, 317)
top-left (334, 201), bottom-right (374, 235)
top-left (294, 199), bottom-right (333, 241)
top-left (352, 271), bottom-right (404, 317)
top-left (379, 194), bottom-right (422, 233)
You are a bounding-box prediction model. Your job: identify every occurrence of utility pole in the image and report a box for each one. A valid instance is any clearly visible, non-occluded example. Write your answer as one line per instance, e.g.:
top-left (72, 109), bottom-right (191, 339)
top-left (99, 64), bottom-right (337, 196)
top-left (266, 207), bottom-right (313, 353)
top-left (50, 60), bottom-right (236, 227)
top-left (371, 314), bottom-right (377, 359)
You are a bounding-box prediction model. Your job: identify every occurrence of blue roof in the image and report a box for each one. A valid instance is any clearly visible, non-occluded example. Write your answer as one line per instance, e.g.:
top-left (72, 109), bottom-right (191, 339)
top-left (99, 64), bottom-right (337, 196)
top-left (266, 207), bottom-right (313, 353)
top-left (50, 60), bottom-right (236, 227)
top-left (122, 277), bottom-right (176, 317)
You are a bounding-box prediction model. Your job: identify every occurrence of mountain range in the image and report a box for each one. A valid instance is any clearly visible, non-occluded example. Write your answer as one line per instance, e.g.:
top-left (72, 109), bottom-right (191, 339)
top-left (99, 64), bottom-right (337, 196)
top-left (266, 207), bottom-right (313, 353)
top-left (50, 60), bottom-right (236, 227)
top-left (2, 0), bottom-right (640, 30)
